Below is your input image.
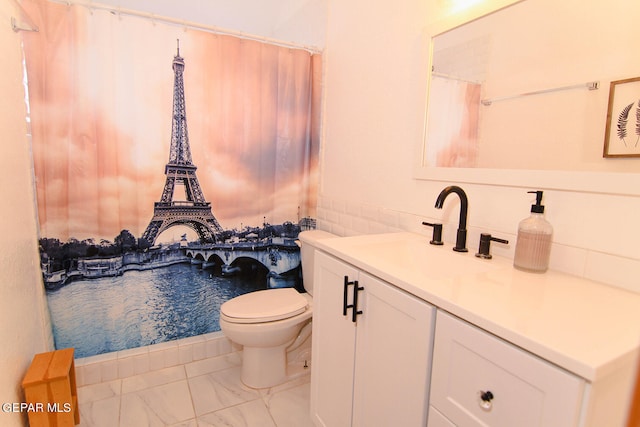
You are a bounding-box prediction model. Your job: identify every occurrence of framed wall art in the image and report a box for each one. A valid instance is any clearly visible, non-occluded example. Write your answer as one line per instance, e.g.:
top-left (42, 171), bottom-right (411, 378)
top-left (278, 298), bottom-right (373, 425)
top-left (603, 76), bottom-right (640, 158)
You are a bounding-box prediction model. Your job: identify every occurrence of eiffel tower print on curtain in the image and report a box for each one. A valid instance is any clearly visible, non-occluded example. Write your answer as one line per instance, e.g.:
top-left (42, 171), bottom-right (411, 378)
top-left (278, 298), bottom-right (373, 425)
top-left (142, 42), bottom-right (223, 245)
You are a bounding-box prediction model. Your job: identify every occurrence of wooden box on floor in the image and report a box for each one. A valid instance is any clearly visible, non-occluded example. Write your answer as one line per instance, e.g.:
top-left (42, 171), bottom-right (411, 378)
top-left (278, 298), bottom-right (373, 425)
top-left (21, 348), bottom-right (79, 426)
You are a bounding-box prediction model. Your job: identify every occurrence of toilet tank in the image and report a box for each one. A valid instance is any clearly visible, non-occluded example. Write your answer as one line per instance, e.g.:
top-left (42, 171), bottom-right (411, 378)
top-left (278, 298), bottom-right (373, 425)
top-left (298, 230), bottom-right (337, 296)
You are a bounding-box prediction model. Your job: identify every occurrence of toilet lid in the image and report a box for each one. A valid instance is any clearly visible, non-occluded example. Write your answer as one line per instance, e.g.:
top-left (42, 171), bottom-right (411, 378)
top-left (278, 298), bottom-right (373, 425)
top-left (220, 288), bottom-right (308, 324)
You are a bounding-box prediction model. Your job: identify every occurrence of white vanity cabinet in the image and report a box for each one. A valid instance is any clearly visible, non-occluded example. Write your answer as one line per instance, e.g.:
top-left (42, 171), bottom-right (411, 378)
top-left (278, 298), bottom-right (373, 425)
top-left (428, 311), bottom-right (585, 427)
top-left (310, 232), bottom-right (640, 427)
top-left (310, 251), bottom-right (435, 427)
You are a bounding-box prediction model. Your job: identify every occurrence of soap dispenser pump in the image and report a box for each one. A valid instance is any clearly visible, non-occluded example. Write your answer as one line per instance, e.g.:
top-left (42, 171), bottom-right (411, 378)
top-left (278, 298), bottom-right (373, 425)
top-left (513, 190), bottom-right (553, 273)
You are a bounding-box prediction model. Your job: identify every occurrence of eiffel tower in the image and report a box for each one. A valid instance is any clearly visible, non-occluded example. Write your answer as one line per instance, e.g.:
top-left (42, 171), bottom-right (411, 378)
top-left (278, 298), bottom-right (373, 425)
top-left (142, 42), bottom-right (224, 245)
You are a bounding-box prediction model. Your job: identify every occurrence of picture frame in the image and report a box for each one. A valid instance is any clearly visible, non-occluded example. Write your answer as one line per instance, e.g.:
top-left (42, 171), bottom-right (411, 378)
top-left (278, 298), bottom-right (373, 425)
top-left (603, 76), bottom-right (640, 158)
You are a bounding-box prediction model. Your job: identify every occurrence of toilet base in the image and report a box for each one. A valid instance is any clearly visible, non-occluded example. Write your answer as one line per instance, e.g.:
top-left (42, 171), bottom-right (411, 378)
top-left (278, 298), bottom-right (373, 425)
top-left (241, 344), bottom-right (288, 389)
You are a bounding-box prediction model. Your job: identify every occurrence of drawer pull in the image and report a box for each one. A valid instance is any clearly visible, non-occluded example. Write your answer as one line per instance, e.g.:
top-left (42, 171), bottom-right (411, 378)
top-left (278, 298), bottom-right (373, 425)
top-left (479, 390), bottom-right (494, 411)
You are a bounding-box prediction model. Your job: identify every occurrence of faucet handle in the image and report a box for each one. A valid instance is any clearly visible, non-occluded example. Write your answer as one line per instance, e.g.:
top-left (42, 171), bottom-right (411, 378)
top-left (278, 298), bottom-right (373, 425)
top-left (475, 233), bottom-right (509, 259)
top-left (422, 222), bottom-right (444, 246)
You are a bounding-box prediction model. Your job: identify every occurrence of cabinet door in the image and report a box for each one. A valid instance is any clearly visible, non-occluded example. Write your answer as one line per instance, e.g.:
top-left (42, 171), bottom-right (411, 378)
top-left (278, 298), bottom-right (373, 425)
top-left (428, 406), bottom-right (456, 427)
top-left (430, 311), bottom-right (584, 427)
top-left (352, 272), bottom-right (435, 427)
top-left (310, 251), bottom-right (360, 427)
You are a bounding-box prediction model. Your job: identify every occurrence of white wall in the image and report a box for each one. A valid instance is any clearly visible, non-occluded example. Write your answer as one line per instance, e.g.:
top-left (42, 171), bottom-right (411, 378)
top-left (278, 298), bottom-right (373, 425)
top-left (318, 0), bottom-right (640, 294)
top-left (0, 2), bottom-right (54, 426)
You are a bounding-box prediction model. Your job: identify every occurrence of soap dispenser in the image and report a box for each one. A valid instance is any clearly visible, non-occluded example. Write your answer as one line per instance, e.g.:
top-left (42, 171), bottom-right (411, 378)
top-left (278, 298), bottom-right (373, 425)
top-left (513, 190), bottom-right (553, 273)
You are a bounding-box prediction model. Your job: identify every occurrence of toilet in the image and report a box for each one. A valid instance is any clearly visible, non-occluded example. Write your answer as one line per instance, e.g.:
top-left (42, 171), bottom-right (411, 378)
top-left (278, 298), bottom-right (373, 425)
top-left (219, 229), bottom-right (336, 388)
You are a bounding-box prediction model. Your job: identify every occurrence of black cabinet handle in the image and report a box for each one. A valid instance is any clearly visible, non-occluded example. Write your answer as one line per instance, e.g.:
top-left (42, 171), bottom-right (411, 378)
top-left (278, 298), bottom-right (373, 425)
top-left (343, 276), bottom-right (354, 316)
top-left (352, 282), bottom-right (364, 322)
top-left (343, 276), bottom-right (364, 322)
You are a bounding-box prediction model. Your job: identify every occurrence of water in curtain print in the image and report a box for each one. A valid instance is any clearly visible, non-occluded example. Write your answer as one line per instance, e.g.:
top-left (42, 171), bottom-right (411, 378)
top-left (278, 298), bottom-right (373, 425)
top-left (47, 263), bottom-right (298, 358)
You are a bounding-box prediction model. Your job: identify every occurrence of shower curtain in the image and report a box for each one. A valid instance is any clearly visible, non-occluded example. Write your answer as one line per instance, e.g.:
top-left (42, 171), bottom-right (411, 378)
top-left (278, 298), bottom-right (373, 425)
top-left (424, 76), bottom-right (481, 167)
top-left (21, 0), bottom-right (321, 357)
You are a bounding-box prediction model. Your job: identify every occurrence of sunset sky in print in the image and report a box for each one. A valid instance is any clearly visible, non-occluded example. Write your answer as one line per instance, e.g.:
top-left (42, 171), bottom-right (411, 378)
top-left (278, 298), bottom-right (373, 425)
top-left (22, 0), bottom-right (320, 243)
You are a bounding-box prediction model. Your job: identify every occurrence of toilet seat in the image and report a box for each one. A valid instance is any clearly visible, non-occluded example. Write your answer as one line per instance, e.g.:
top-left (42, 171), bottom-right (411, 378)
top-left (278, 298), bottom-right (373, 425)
top-left (221, 288), bottom-right (308, 324)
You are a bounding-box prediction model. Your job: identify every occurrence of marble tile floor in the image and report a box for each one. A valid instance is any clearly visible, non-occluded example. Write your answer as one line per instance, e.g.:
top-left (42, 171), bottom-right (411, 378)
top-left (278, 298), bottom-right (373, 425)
top-left (76, 351), bottom-right (314, 427)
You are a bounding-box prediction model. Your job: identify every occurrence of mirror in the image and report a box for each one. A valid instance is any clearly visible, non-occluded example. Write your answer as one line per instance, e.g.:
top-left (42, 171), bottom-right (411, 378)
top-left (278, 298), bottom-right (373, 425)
top-left (416, 0), bottom-right (640, 196)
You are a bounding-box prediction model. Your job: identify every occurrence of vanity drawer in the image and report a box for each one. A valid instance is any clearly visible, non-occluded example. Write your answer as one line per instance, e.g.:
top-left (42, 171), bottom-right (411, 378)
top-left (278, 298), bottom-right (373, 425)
top-left (429, 311), bottom-right (585, 427)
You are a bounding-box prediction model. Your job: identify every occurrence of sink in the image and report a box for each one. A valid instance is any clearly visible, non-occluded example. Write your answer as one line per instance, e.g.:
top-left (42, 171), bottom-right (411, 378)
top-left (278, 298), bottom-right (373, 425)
top-left (321, 232), bottom-right (506, 282)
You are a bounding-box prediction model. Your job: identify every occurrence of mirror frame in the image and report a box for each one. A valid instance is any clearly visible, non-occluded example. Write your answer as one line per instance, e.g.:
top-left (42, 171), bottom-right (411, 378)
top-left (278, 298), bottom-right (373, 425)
top-left (415, 0), bottom-right (640, 197)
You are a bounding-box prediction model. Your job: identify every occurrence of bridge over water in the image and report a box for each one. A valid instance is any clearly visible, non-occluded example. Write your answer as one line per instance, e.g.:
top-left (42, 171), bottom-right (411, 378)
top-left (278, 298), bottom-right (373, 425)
top-left (184, 237), bottom-right (301, 281)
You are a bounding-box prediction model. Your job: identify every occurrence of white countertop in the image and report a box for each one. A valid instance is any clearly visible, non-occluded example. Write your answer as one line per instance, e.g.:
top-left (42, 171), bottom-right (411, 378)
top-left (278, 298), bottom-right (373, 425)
top-left (315, 232), bottom-right (640, 382)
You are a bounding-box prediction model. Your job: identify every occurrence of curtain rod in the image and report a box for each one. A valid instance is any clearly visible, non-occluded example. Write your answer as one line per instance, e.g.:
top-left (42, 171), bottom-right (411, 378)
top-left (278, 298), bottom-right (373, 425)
top-left (481, 81), bottom-right (599, 106)
top-left (432, 71), bottom-right (481, 85)
top-left (47, 0), bottom-right (322, 54)
top-left (11, 0), bottom-right (39, 32)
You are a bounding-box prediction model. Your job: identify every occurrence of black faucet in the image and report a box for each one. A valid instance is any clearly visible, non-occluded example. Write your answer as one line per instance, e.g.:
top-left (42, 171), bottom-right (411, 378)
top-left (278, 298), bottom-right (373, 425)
top-left (435, 185), bottom-right (468, 252)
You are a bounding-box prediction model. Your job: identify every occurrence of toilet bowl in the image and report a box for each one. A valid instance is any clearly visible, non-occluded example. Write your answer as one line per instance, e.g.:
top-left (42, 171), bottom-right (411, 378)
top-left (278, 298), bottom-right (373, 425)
top-left (219, 229), bottom-right (336, 389)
